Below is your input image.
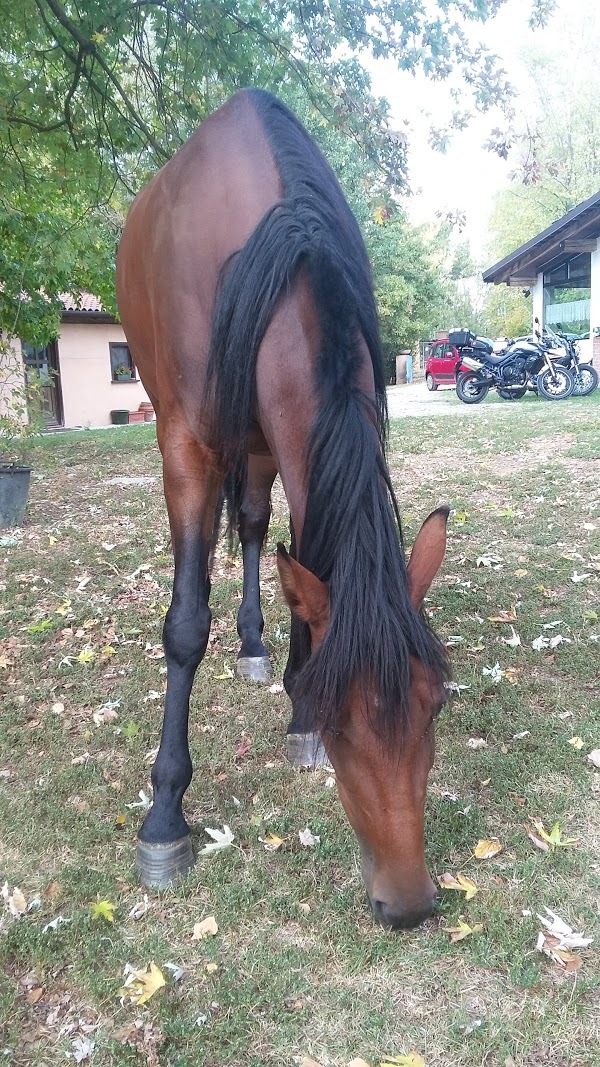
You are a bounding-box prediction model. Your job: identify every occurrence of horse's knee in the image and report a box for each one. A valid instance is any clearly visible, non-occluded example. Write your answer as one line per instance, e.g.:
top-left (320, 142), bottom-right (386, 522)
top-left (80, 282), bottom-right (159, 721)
top-left (163, 602), bottom-right (211, 669)
top-left (239, 500), bottom-right (270, 543)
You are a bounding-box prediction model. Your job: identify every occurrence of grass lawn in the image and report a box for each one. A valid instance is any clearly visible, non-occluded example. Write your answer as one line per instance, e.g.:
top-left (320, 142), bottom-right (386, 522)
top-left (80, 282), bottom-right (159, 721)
top-left (0, 391), bottom-right (599, 1067)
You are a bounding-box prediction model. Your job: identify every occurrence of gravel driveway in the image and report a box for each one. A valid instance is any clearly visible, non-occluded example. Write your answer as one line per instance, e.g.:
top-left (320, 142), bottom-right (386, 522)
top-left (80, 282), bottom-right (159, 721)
top-left (386, 381), bottom-right (510, 417)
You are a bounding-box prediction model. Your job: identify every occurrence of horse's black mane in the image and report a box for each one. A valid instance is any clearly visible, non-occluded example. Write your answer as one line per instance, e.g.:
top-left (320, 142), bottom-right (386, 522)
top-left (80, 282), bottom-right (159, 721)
top-left (207, 88), bottom-right (449, 740)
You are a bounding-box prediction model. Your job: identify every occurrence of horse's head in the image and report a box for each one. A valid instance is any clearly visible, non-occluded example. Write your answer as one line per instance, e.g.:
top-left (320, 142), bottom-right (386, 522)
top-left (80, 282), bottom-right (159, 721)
top-left (277, 508), bottom-right (448, 930)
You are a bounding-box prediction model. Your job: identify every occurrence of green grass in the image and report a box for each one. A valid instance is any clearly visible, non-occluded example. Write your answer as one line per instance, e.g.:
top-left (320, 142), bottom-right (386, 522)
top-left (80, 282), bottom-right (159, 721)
top-left (0, 396), bottom-right (599, 1067)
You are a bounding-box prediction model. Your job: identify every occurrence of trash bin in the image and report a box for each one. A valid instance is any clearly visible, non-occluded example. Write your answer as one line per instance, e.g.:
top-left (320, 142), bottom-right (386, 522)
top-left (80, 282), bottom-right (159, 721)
top-left (110, 409), bottom-right (129, 425)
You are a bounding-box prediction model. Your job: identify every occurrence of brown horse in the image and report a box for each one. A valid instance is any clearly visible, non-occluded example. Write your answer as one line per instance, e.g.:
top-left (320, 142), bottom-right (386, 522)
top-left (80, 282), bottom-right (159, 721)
top-left (116, 89), bottom-right (449, 929)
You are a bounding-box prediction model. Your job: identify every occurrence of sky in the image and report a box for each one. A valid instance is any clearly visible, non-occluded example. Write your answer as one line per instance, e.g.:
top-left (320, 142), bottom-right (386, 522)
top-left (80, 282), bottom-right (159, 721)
top-left (367, 0), bottom-right (592, 266)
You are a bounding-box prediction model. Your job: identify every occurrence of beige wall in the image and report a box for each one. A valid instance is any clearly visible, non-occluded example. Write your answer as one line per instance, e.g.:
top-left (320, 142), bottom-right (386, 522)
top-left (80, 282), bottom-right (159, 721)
top-left (58, 322), bottom-right (150, 428)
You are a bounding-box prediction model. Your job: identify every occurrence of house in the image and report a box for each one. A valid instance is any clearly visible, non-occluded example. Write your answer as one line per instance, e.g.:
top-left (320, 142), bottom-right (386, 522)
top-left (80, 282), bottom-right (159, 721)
top-left (19, 294), bottom-right (150, 429)
top-left (482, 189), bottom-right (600, 364)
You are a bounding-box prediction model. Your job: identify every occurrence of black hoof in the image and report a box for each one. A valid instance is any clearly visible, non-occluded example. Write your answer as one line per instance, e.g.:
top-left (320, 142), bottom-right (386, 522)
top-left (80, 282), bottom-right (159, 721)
top-left (136, 834), bottom-right (195, 889)
top-left (286, 732), bottom-right (330, 768)
top-left (236, 656), bottom-right (273, 682)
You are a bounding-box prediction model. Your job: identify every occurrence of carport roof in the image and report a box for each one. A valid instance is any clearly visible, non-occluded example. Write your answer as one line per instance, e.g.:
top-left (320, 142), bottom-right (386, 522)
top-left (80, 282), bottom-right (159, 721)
top-left (482, 189), bottom-right (600, 286)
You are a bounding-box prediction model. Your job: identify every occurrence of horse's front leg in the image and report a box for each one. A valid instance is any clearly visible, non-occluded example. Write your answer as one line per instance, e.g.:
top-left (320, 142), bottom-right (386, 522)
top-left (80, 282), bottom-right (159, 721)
top-left (235, 453), bottom-right (277, 682)
top-left (136, 435), bottom-right (222, 888)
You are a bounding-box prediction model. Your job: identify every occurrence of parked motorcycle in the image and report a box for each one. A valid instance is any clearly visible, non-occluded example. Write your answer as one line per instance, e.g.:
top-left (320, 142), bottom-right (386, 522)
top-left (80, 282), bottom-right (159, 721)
top-left (536, 320), bottom-right (598, 397)
top-left (451, 328), bottom-right (574, 405)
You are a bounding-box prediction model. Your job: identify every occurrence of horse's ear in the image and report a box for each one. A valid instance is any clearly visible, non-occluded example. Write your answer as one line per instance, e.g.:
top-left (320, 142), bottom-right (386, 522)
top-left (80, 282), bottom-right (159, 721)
top-left (407, 506), bottom-right (449, 610)
top-left (276, 543), bottom-right (330, 645)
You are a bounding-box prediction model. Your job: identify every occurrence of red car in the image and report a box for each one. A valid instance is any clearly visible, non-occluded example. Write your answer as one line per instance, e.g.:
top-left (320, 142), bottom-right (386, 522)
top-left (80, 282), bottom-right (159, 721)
top-left (425, 339), bottom-right (463, 390)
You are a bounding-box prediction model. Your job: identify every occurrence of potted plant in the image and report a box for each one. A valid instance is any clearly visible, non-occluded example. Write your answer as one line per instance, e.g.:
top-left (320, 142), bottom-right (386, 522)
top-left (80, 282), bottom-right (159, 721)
top-left (114, 363), bottom-right (132, 382)
top-left (0, 339), bottom-right (44, 527)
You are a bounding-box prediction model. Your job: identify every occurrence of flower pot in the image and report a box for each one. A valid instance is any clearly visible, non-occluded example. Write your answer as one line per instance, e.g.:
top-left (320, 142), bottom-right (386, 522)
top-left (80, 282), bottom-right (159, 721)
top-left (115, 374), bottom-right (132, 382)
top-left (128, 411), bottom-right (145, 424)
top-left (0, 465), bottom-right (32, 528)
top-left (110, 409), bottom-right (129, 425)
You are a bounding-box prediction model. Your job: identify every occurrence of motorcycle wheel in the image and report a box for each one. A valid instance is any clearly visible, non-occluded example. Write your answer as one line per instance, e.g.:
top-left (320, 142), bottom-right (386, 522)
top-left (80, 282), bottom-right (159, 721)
top-left (425, 373), bottom-right (438, 391)
top-left (456, 372), bottom-right (490, 404)
top-left (571, 363), bottom-right (599, 397)
top-left (536, 366), bottom-right (574, 400)
top-left (498, 387), bottom-right (527, 400)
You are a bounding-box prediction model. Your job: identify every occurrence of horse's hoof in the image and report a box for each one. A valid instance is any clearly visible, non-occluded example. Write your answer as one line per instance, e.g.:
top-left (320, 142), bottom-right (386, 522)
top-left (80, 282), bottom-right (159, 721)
top-left (287, 732), bottom-right (330, 768)
top-left (236, 656), bottom-right (273, 682)
top-left (136, 835), bottom-right (195, 889)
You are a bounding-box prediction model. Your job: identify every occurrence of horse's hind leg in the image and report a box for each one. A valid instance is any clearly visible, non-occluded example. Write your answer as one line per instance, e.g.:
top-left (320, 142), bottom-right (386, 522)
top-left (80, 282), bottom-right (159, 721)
top-left (283, 522), bottom-right (328, 768)
top-left (136, 433), bottom-right (222, 889)
top-left (235, 453), bottom-right (277, 682)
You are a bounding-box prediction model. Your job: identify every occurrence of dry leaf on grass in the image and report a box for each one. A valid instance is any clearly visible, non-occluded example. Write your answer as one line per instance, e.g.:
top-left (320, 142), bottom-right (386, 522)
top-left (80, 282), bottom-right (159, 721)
top-left (568, 736), bottom-right (584, 750)
top-left (474, 838), bottom-right (502, 859)
top-left (119, 962), bottom-right (166, 1006)
top-left (467, 737), bottom-right (487, 750)
top-left (525, 818), bottom-right (577, 851)
top-left (298, 827), bottom-right (320, 848)
top-left (588, 749), bottom-right (600, 768)
top-left (199, 825), bottom-right (235, 855)
top-left (260, 833), bottom-right (284, 851)
top-left (446, 917), bottom-right (484, 942)
top-left (347, 1059), bottom-right (372, 1067)
top-left (192, 916), bottom-right (218, 939)
top-left (1, 882), bottom-right (27, 917)
top-left (380, 1054), bottom-right (426, 1067)
top-left (535, 907), bottom-right (592, 972)
top-left (438, 872), bottom-right (478, 900)
top-left (295, 1057), bottom-right (323, 1067)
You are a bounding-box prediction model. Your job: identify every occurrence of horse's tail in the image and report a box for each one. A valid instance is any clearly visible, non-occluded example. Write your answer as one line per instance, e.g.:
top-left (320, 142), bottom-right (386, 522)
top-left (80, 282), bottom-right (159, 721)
top-left (207, 195), bottom-right (382, 542)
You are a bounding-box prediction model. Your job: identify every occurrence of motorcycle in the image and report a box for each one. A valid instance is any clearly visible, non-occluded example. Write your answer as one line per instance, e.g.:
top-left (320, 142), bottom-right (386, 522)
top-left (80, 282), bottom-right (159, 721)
top-left (450, 328), bottom-right (574, 405)
top-left (536, 320), bottom-right (598, 397)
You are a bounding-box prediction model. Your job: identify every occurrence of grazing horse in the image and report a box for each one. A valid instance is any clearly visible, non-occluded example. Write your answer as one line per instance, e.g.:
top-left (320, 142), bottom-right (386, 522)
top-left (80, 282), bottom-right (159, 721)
top-left (116, 89), bottom-right (449, 929)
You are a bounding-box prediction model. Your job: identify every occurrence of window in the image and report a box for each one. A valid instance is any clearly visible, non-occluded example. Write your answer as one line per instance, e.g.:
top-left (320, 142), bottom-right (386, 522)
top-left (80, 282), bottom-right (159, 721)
top-left (109, 342), bottom-right (136, 381)
top-left (543, 253), bottom-right (591, 337)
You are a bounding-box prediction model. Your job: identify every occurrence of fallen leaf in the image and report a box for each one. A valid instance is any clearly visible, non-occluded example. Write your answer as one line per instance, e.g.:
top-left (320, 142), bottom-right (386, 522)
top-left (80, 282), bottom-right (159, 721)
top-left (526, 818), bottom-right (577, 850)
top-left (199, 825), bottom-right (235, 855)
top-left (568, 736), bottom-right (584, 751)
top-left (205, 962), bottom-right (218, 974)
top-left (192, 916), bottom-right (218, 939)
top-left (215, 662), bottom-right (234, 679)
top-left (571, 572), bottom-right (591, 583)
top-left (488, 607), bottom-right (517, 623)
top-left (261, 833), bottom-right (285, 851)
top-left (474, 838), bottom-right (502, 859)
top-left (501, 626), bottom-right (521, 647)
top-left (347, 1060), bottom-right (372, 1067)
top-left (295, 1058), bottom-right (323, 1067)
top-left (91, 899), bottom-right (116, 923)
top-left (467, 737), bottom-right (487, 750)
top-left (25, 986), bottom-right (45, 1005)
top-left (514, 568), bottom-right (528, 577)
top-left (119, 961), bottom-right (166, 1006)
top-left (587, 749), bottom-right (600, 768)
top-left (438, 872), bottom-right (478, 900)
top-left (299, 827), bottom-right (320, 848)
top-left (380, 1054), bottom-right (426, 1067)
top-left (1, 883), bottom-right (27, 918)
top-left (128, 895), bottom-right (150, 920)
top-left (70, 1037), bottom-right (95, 1062)
top-left (446, 917), bottom-right (484, 942)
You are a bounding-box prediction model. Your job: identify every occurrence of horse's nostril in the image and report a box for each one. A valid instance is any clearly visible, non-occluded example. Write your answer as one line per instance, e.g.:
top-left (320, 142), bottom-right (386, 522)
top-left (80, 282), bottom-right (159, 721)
top-left (372, 895), bottom-right (436, 931)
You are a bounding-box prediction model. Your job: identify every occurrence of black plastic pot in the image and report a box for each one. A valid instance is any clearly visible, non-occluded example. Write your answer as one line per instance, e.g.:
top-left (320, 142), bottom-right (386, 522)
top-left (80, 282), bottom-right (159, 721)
top-left (0, 465), bottom-right (32, 527)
